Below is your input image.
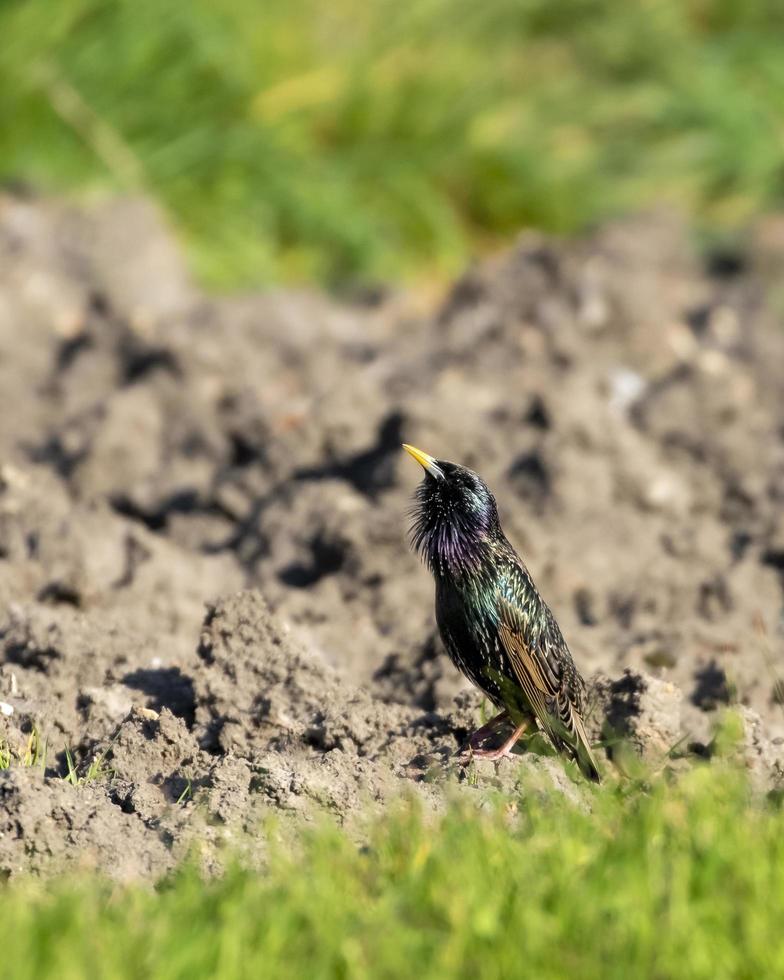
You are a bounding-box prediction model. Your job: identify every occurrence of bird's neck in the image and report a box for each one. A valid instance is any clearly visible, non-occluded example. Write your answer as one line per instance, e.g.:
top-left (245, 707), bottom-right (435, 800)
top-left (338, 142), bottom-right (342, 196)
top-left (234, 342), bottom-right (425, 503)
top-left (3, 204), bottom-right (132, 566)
top-left (429, 533), bottom-right (496, 584)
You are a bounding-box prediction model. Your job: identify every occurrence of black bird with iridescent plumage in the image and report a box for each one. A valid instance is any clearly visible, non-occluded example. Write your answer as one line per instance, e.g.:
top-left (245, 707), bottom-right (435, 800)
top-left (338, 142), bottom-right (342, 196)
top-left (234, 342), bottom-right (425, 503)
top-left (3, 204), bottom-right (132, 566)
top-left (404, 444), bottom-right (600, 782)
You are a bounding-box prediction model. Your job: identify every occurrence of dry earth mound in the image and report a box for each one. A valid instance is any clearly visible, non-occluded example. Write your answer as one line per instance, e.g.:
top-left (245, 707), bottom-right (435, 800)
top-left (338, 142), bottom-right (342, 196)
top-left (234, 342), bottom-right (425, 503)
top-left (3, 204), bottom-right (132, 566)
top-left (1, 195), bottom-right (783, 877)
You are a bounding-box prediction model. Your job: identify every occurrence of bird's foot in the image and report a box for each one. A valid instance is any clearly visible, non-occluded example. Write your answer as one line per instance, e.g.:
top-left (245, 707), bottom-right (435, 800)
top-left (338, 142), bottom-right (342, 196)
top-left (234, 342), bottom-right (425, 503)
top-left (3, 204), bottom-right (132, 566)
top-left (467, 710), bottom-right (509, 747)
top-left (469, 720), bottom-right (529, 761)
top-left (457, 713), bottom-right (529, 765)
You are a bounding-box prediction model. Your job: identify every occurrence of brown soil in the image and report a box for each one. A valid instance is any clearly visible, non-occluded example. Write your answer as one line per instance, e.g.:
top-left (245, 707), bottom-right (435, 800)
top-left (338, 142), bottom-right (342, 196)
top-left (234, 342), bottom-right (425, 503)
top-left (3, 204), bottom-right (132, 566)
top-left (1, 194), bottom-right (783, 880)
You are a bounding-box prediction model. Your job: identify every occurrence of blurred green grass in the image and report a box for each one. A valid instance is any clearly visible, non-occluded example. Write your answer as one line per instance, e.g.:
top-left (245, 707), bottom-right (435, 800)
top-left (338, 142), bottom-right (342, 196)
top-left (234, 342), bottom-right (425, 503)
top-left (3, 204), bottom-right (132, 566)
top-left (2, 0), bottom-right (784, 288)
top-left (4, 765), bottom-right (784, 979)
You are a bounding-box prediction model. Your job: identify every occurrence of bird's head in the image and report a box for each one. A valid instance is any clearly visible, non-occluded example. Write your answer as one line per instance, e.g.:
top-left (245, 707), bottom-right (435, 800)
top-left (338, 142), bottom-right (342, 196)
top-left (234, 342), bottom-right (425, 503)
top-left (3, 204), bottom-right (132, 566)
top-left (403, 444), bottom-right (501, 574)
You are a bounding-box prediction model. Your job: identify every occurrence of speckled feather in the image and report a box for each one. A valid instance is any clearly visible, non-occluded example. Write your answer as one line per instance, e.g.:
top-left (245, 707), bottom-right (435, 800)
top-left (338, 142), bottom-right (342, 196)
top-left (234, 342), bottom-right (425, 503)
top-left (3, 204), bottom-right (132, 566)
top-left (409, 457), bottom-right (600, 781)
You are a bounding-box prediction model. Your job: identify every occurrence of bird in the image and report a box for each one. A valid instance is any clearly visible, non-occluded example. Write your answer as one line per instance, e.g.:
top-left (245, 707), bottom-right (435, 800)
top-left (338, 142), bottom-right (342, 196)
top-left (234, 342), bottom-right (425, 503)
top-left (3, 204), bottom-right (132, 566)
top-left (403, 443), bottom-right (600, 781)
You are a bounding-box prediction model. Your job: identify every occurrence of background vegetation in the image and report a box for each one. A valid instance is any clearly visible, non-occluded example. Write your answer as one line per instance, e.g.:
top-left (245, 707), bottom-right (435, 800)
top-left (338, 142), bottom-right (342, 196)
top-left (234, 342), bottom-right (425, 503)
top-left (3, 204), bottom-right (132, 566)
top-left (4, 764), bottom-right (784, 980)
top-left (2, 0), bottom-right (784, 288)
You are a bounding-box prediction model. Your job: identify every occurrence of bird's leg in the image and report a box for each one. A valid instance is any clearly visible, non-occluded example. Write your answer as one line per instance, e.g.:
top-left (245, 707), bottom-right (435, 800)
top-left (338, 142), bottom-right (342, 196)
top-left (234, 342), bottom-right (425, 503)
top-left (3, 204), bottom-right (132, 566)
top-left (457, 710), bottom-right (529, 764)
top-left (466, 710), bottom-right (509, 751)
top-left (469, 719), bottom-right (529, 761)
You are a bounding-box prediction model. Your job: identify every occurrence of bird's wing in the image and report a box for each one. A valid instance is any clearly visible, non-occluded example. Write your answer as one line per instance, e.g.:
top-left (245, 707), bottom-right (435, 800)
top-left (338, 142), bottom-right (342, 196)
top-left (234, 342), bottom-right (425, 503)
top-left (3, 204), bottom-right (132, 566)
top-left (497, 592), bottom-right (600, 781)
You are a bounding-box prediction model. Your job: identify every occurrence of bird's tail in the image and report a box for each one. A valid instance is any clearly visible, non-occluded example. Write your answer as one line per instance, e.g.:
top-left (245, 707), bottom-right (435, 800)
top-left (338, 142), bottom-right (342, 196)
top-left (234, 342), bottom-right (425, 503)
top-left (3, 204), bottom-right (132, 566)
top-left (570, 709), bottom-right (601, 783)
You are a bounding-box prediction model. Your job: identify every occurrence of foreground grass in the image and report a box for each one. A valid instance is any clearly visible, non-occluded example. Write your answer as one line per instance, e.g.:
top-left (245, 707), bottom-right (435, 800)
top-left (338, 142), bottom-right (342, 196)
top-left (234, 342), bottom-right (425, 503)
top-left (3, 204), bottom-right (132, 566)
top-left (3, 763), bottom-right (784, 979)
top-left (2, 1), bottom-right (784, 288)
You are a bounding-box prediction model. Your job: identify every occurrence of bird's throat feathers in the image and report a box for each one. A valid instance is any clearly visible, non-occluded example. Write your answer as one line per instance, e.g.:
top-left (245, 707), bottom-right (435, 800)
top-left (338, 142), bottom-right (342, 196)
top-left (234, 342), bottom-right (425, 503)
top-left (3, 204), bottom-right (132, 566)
top-left (409, 476), bottom-right (500, 579)
top-left (412, 516), bottom-right (491, 578)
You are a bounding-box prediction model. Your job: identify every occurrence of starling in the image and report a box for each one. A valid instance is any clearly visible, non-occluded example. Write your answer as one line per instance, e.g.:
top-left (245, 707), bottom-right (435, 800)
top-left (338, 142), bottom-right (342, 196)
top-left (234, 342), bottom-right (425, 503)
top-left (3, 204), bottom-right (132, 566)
top-left (403, 444), bottom-right (600, 781)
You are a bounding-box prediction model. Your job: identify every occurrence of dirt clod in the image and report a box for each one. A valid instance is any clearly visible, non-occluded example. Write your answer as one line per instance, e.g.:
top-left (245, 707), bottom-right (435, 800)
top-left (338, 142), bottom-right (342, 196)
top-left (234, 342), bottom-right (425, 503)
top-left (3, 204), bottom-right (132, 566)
top-left (1, 195), bottom-right (783, 877)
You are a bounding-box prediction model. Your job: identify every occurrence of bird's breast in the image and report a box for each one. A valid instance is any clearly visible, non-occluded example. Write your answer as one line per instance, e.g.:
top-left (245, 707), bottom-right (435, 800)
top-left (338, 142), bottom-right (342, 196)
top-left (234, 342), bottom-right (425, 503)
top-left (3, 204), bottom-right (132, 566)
top-left (434, 576), bottom-right (510, 705)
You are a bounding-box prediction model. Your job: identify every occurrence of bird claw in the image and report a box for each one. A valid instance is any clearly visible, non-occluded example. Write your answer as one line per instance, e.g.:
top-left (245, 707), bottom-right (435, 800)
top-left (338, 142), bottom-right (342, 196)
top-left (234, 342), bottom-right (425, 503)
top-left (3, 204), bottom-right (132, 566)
top-left (457, 715), bottom-right (529, 764)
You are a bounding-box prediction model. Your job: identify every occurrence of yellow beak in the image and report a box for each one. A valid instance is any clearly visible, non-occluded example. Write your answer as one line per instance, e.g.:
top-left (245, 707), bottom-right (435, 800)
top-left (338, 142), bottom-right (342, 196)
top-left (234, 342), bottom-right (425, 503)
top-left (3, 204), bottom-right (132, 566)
top-left (402, 444), bottom-right (444, 480)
